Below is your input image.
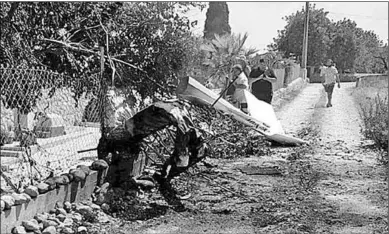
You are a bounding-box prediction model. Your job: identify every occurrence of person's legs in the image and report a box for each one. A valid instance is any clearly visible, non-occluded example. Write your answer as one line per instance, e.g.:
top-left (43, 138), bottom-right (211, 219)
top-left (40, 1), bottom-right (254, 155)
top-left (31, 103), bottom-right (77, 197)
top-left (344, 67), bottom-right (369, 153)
top-left (327, 92), bottom-right (332, 107)
top-left (325, 83), bottom-right (335, 107)
top-left (233, 89), bottom-right (248, 113)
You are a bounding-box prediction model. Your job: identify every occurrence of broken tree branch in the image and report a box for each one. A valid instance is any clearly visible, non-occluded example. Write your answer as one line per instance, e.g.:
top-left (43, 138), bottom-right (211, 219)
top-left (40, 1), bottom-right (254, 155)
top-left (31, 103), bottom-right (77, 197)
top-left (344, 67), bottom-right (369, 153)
top-left (0, 170), bottom-right (19, 193)
top-left (100, 21), bottom-right (117, 86)
top-left (39, 38), bottom-right (168, 91)
top-left (140, 148), bottom-right (158, 164)
top-left (219, 137), bottom-right (235, 146)
top-left (142, 142), bottom-right (167, 163)
top-left (154, 132), bottom-right (173, 155)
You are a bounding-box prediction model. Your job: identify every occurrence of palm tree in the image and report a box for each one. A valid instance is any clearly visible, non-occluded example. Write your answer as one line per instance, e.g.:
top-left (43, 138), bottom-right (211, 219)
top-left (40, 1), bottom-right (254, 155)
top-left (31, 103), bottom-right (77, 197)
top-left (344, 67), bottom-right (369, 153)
top-left (200, 33), bottom-right (258, 89)
top-left (251, 51), bottom-right (288, 69)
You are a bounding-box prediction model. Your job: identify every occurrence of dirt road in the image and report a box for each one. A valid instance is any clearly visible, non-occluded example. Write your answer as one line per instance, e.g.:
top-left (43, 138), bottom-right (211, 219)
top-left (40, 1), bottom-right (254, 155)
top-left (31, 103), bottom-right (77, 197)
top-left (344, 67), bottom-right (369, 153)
top-left (90, 83), bottom-right (387, 234)
top-left (306, 83), bottom-right (387, 234)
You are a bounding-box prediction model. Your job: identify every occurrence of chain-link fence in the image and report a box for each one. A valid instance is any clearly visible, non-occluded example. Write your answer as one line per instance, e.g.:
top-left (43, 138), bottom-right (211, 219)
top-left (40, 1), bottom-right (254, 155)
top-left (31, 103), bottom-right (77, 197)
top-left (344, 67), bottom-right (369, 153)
top-left (0, 64), bottom-right (104, 190)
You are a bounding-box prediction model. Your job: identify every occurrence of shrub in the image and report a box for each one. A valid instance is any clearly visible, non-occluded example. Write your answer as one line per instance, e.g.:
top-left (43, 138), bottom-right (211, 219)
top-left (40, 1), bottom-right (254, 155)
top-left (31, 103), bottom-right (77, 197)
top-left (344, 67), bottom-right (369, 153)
top-left (359, 93), bottom-right (388, 153)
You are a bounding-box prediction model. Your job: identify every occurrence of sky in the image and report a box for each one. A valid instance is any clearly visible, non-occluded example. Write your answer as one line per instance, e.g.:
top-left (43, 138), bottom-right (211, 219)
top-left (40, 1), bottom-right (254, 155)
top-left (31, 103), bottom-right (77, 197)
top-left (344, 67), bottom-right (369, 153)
top-left (187, 2), bottom-right (388, 53)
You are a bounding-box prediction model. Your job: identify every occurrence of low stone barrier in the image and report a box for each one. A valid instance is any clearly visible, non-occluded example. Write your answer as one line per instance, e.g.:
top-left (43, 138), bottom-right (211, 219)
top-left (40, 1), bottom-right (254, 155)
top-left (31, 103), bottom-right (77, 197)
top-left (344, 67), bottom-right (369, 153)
top-left (355, 74), bottom-right (388, 87)
top-left (1, 165), bottom-right (107, 233)
top-left (272, 77), bottom-right (307, 108)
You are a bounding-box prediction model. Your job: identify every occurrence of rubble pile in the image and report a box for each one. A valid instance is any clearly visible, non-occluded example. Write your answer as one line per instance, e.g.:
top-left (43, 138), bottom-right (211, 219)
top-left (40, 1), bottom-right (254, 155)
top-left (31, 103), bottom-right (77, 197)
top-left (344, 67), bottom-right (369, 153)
top-left (187, 102), bottom-right (270, 159)
top-left (11, 200), bottom-right (112, 234)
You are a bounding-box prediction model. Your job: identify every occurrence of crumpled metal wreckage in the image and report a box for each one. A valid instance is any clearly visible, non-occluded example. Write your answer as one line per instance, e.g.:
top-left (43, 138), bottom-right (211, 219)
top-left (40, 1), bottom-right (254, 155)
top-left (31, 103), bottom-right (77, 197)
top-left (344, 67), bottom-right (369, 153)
top-left (97, 99), bottom-right (209, 187)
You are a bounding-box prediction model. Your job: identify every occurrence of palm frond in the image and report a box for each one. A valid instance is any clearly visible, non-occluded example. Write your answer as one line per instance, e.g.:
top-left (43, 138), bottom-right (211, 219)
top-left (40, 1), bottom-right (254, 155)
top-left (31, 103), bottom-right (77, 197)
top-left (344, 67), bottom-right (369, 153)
top-left (245, 47), bottom-right (259, 57)
top-left (198, 31), bottom-right (261, 88)
top-left (200, 44), bottom-right (217, 53)
top-left (236, 32), bottom-right (249, 52)
top-left (211, 34), bottom-right (225, 50)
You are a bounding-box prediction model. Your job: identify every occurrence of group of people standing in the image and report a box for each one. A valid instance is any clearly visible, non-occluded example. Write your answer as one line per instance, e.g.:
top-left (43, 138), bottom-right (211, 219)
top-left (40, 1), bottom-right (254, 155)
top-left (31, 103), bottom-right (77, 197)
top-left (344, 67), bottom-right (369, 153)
top-left (229, 57), bottom-right (277, 113)
top-left (229, 57), bottom-right (341, 113)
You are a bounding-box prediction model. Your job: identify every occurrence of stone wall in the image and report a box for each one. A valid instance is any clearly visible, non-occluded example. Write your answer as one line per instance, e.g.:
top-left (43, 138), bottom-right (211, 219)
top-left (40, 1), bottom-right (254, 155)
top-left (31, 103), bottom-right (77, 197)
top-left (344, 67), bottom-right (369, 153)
top-left (272, 69), bottom-right (286, 91)
top-left (1, 86), bottom-right (144, 136)
top-left (272, 64), bottom-right (301, 91)
top-left (1, 88), bottom-right (93, 137)
top-left (272, 77), bottom-right (307, 110)
top-left (356, 74), bottom-right (388, 88)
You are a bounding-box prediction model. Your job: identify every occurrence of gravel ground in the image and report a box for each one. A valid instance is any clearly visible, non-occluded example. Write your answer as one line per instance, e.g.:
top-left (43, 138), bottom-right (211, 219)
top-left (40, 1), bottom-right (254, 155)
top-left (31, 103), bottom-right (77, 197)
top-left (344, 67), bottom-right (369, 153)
top-left (4, 82), bottom-right (387, 233)
top-left (76, 82), bottom-right (386, 234)
top-left (307, 83), bottom-right (387, 233)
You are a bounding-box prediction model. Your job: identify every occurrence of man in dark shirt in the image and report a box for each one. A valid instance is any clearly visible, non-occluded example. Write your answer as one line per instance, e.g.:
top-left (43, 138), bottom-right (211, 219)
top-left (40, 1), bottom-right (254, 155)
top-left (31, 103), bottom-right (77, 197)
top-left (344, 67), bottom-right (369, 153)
top-left (249, 59), bottom-right (277, 104)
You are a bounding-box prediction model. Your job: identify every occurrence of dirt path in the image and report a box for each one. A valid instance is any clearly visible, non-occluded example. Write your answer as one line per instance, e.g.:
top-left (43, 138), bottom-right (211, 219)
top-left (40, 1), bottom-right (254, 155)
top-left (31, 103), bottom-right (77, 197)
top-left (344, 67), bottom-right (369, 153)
top-left (307, 83), bottom-right (387, 233)
top-left (88, 83), bottom-right (387, 234)
top-left (275, 84), bottom-right (322, 135)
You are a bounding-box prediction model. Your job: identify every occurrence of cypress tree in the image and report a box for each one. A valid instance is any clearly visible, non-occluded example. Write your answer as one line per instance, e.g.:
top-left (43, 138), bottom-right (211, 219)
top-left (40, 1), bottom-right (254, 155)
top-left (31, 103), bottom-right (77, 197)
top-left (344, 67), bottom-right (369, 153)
top-left (203, 2), bottom-right (231, 39)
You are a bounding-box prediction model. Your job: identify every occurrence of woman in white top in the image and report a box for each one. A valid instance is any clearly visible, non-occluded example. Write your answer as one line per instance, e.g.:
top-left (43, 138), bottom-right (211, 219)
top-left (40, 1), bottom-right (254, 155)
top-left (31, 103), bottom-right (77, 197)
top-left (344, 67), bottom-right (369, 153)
top-left (231, 64), bottom-right (249, 113)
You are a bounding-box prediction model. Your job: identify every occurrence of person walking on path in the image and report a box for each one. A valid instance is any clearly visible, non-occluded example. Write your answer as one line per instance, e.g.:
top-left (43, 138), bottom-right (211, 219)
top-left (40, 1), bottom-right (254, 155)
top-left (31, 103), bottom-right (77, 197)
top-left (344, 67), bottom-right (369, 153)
top-left (320, 59), bottom-right (341, 107)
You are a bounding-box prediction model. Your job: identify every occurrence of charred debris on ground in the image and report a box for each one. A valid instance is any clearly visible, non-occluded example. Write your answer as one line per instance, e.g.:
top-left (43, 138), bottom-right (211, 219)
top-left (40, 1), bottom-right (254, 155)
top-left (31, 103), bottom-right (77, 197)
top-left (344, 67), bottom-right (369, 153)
top-left (92, 98), bottom-right (308, 219)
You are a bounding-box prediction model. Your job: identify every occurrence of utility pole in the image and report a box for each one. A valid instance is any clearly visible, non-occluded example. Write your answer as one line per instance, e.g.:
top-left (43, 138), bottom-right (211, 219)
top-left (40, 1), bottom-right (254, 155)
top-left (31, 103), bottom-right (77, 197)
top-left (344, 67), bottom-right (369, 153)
top-left (302, 2), bottom-right (309, 80)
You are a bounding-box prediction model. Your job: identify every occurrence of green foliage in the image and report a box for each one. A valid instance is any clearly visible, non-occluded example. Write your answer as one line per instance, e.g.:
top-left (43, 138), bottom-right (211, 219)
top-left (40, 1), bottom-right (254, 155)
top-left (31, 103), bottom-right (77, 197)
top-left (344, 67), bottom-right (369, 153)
top-left (347, 26), bottom-right (386, 73)
top-left (203, 2), bottom-right (231, 39)
top-left (374, 43), bottom-right (388, 71)
top-left (359, 93), bottom-right (388, 152)
top-left (200, 33), bottom-right (258, 88)
top-left (271, 4), bottom-right (332, 66)
top-left (271, 4), bottom-right (386, 73)
top-left (0, 2), bottom-right (205, 107)
top-left (179, 35), bottom-right (209, 84)
top-left (250, 51), bottom-right (291, 69)
top-left (0, 66), bottom-right (76, 113)
top-left (327, 19), bottom-right (358, 73)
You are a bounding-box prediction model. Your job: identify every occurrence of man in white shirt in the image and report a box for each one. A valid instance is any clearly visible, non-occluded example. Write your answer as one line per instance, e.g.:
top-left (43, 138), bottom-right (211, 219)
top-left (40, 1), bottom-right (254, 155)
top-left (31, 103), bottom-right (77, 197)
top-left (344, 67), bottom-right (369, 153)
top-left (320, 59), bottom-right (341, 107)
